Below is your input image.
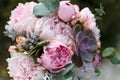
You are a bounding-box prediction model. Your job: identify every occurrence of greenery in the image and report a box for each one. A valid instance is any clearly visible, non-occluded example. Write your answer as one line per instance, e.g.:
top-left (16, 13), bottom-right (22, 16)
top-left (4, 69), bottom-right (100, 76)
top-left (0, 0), bottom-right (120, 79)
top-left (102, 47), bottom-right (120, 64)
top-left (102, 47), bottom-right (116, 57)
top-left (33, 0), bottom-right (59, 16)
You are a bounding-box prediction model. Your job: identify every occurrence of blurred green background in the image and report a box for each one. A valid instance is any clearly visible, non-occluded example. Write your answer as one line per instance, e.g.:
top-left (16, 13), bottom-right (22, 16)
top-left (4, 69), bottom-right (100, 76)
top-left (0, 0), bottom-right (120, 79)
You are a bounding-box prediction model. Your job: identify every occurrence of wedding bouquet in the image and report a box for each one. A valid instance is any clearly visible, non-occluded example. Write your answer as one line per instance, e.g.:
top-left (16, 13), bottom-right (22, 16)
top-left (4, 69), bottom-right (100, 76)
top-left (4, 0), bottom-right (120, 80)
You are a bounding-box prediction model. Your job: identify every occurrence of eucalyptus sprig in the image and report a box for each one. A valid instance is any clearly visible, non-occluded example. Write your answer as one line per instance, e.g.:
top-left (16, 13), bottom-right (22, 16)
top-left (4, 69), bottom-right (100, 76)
top-left (33, 0), bottom-right (59, 17)
top-left (95, 3), bottom-right (105, 16)
top-left (56, 63), bottom-right (74, 80)
top-left (94, 3), bottom-right (105, 20)
top-left (102, 47), bottom-right (120, 64)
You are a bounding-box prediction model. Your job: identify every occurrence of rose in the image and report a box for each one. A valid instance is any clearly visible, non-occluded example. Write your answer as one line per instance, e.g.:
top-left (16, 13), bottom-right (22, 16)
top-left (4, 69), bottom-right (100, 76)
top-left (38, 40), bottom-right (72, 73)
top-left (58, 1), bottom-right (79, 22)
top-left (8, 2), bottom-right (38, 37)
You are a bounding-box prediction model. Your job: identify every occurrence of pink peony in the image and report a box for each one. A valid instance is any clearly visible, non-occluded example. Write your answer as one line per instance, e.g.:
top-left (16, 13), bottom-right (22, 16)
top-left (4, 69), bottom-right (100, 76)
top-left (79, 7), bottom-right (100, 40)
top-left (8, 2), bottom-right (38, 37)
top-left (58, 1), bottom-right (78, 22)
top-left (38, 40), bottom-right (72, 73)
top-left (7, 52), bottom-right (46, 80)
top-left (34, 14), bottom-right (73, 45)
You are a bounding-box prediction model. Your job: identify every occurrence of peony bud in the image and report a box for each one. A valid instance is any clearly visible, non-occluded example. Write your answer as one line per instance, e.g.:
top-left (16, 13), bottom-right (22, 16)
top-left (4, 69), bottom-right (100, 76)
top-left (58, 1), bottom-right (77, 22)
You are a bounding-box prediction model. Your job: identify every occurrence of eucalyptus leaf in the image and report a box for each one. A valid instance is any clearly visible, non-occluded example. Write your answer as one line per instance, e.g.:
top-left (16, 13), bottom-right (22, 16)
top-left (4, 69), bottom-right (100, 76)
top-left (95, 8), bottom-right (104, 16)
top-left (110, 52), bottom-right (120, 64)
top-left (94, 68), bottom-right (101, 76)
top-left (38, 0), bottom-right (59, 13)
top-left (33, 3), bottom-right (51, 16)
top-left (56, 69), bottom-right (74, 80)
top-left (95, 16), bottom-right (102, 20)
top-left (63, 71), bottom-right (73, 80)
top-left (56, 73), bottom-right (64, 80)
top-left (102, 47), bottom-right (116, 58)
top-left (94, 3), bottom-right (105, 16)
top-left (62, 63), bottom-right (74, 75)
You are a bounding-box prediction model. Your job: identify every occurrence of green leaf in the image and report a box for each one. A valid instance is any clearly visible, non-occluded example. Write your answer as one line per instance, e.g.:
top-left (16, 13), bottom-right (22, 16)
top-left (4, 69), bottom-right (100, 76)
top-left (37, 40), bottom-right (50, 47)
top-left (94, 3), bottom-right (105, 16)
top-left (56, 70), bottom-right (74, 80)
top-left (15, 48), bottom-right (25, 53)
top-left (94, 68), bottom-right (101, 76)
top-left (62, 63), bottom-right (74, 75)
top-left (95, 16), bottom-right (102, 20)
top-left (28, 40), bottom-right (50, 56)
top-left (27, 40), bottom-right (50, 63)
top-left (38, 0), bottom-right (59, 13)
top-left (94, 8), bottom-right (104, 16)
top-left (63, 71), bottom-right (74, 80)
top-left (29, 49), bottom-right (37, 56)
top-left (102, 47), bottom-right (116, 58)
top-left (35, 49), bottom-right (41, 56)
top-left (110, 52), bottom-right (120, 64)
top-left (33, 3), bottom-right (51, 16)
top-left (34, 0), bottom-right (59, 16)
top-left (56, 73), bottom-right (64, 80)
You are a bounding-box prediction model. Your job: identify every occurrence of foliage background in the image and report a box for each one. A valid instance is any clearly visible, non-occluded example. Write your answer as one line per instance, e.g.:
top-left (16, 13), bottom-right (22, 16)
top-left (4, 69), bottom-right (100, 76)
top-left (0, 0), bottom-right (120, 79)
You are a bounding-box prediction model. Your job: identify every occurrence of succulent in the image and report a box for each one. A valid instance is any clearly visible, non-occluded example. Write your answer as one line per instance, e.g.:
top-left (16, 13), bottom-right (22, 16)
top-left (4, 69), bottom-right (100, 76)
top-left (76, 30), bottom-right (97, 62)
top-left (73, 23), bottom-right (98, 67)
